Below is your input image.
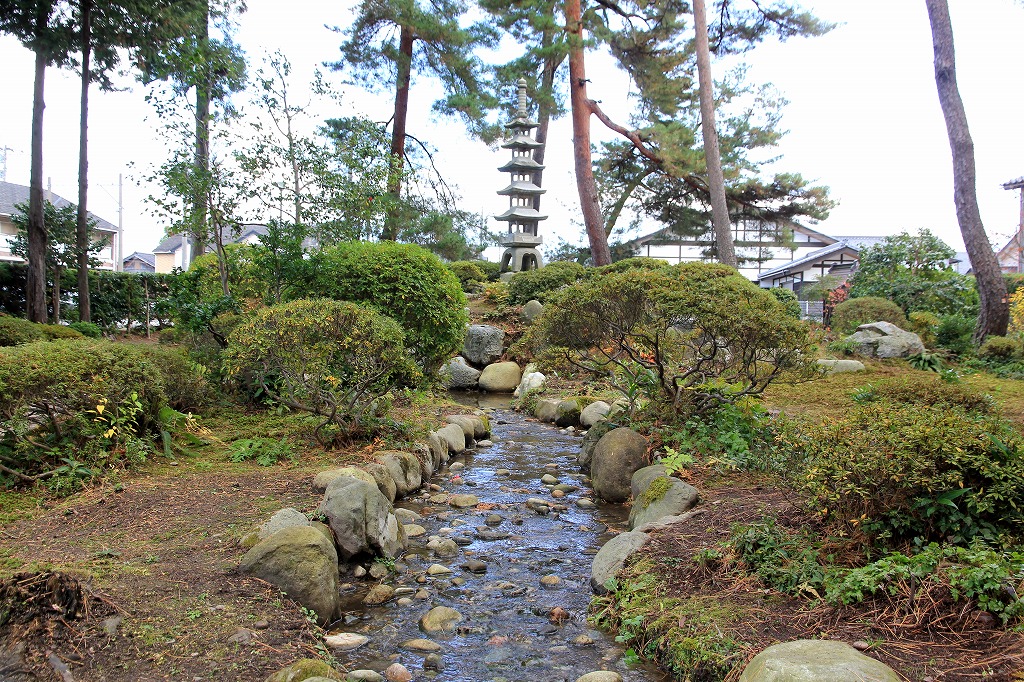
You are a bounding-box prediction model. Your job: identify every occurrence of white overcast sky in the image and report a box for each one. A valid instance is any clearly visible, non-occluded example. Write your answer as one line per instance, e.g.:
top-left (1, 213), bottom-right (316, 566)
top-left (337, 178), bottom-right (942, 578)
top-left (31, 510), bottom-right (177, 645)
top-left (1, 0), bottom-right (1022, 257)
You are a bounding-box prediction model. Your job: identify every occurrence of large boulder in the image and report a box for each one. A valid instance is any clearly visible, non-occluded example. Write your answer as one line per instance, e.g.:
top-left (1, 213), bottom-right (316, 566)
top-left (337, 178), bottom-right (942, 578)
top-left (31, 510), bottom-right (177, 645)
top-left (580, 401), bottom-right (611, 427)
top-left (409, 442), bottom-right (434, 481)
top-left (815, 358), bottom-right (866, 374)
top-left (462, 324), bottom-right (505, 367)
top-left (534, 398), bottom-right (561, 423)
top-left (630, 464), bottom-right (671, 499)
top-left (362, 462), bottom-right (398, 503)
top-left (521, 299), bottom-right (544, 322)
top-left (239, 526), bottom-right (341, 626)
top-left (628, 475), bottom-right (700, 530)
top-left (319, 476), bottom-right (406, 560)
top-left (447, 414), bottom-right (489, 440)
top-left (256, 508), bottom-right (309, 540)
top-left (738, 640), bottom-right (900, 682)
top-left (578, 420), bottom-right (616, 472)
top-left (436, 423), bottom-right (467, 454)
top-left (591, 428), bottom-right (648, 503)
top-left (514, 370), bottom-right (546, 398)
top-left (845, 322), bottom-right (925, 359)
top-left (376, 451), bottom-right (422, 498)
top-left (313, 467), bottom-right (376, 495)
top-left (426, 431), bottom-right (449, 469)
top-left (478, 361), bottom-right (522, 393)
top-left (590, 531), bottom-right (648, 594)
top-left (553, 399), bottom-right (581, 427)
top-left (440, 357), bottom-right (481, 389)
top-left (265, 659), bottom-right (344, 682)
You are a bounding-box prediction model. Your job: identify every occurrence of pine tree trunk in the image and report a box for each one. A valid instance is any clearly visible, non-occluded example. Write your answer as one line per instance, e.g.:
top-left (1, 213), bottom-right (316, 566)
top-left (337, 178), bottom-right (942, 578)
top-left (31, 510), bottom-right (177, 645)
top-left (51, 265), bottom-right (61, 324)
top-left (925, 0), bottom-right (1008, 341)
top-left (76, 0), bottom-right (92, 322)
top-left (384, 25), bottom-right (415, 242)
top-left (27, 10), bottom-right (49, 324)
top-left (532, 30), bottom-right (559, 211)
top-left (565, 0), bottom-right (611, 266)
top-left (192, 4), bottom-right (211, 259)
top-left (693, 0), bottom-right (737, 268)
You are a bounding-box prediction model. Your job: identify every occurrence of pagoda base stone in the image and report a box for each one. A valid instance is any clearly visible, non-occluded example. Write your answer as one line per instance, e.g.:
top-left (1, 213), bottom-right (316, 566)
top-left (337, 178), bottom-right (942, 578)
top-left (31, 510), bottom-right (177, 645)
top-left (500, 247), bottom-right (544, 273)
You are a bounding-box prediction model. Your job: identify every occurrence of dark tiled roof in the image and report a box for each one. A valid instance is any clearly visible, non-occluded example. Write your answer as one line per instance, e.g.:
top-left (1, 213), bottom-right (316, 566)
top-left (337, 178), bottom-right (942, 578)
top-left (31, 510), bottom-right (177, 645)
top-left (123, 251), bottom-right (156, 267)
top-left (153, 233), bottom-right (185, 253)
top-left (0, 181), bottom-right (118, 233)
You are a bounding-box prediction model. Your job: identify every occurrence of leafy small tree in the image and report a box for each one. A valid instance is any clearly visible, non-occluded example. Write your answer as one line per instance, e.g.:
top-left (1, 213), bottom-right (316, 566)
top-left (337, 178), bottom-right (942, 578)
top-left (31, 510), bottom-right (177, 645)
top-left (9, 200), bottom-right (101, 323)
top-left (534, 264), bottom-right (814, 418)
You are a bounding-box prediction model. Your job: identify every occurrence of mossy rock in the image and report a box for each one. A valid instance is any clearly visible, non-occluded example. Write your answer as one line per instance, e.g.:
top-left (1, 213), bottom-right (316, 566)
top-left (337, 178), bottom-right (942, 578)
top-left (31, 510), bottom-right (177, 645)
top-left (265, 659), bottom-right (343, 682)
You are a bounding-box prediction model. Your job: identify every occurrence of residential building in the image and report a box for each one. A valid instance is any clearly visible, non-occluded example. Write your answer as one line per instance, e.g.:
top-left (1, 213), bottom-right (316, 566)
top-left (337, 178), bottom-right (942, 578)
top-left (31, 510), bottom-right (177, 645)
top-left (123, 251), bottom-right (156, 273)
top-left (152, 224), bottom-right (270, 273)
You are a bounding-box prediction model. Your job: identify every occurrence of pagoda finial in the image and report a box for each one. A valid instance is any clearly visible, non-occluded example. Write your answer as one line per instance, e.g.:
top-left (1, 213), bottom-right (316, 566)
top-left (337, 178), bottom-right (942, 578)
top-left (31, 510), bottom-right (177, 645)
top-left (516, 78), bottom-right (528, 118)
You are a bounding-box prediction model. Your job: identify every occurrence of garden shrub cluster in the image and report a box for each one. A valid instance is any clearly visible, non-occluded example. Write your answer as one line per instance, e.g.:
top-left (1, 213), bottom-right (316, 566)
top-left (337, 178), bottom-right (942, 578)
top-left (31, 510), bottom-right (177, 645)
top-left (0, 339), bottom-right (209, 490)
top-left (506, 260), bottom-right (586, 304)
top-left (0, 317), bottom-right (84, 346)
top-left (447, 260), bottom-right (487, 291)
top-left (302, 242), bottom-right (467, 372)
top-left (830, 296), bottom-right (908, 334)
top-left (224, 299), bottom-right (418, 444)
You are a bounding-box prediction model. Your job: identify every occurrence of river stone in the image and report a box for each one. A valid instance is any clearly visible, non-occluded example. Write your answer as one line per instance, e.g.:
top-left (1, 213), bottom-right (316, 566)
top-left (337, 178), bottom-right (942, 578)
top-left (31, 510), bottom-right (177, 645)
top-left (579, 401), bottom-right (611, 427)
top-left (433, 538), bottom-right (460, 557)
top-left (420, 606), bottom-right (463, 632)
top-left (319, 476), bottom-right (406, 560)
top-left (815, 358), bottom-right (867, 374)
top-left (403, 524), bottom-right (426, 538)
top-left (449, 494), bottom-right (479, 508)
top-left (521, 298), bottom-right (544, 322)
top-left (441, 356), bottom-right (481, 389)
top-left (363, 584), bottom-right (395, 605)
top-left (384, 663), bottom-right (411, 682)
top-left (265, 659), bottom-right (344, 682)
top-left (578, 420), bottom-right (615, 472)
top-left (845, 321), bottom-right (925, 359)
top-left (738, 640), bottom-right (901, 682)
top-left (393, 508), bottom-right (421, 524)
top-left (591, 428), bottom-right (648, 503)
top-left (346, 672), bottom-right (384, 682)
top-left (479, 361), bottom-right (522, 393)
top-left (534, 398), bottom-right (560, 423)
top-left (240, 526), bottom-right (341, 626)
top-left (576, 673), bottom-right (623, 682)
top-left (324, 632), bottom-right (369, 651)
top-left (449, 414), bottom-right (490, 440)
top-left (541, 473), bottom-right (559, 485)
top-left (258, 508), bottom-right (309, 540)
top-left (629, 476), bottom-right (700, 530)
top-left (402, 638), bottom-right (443, 652)
top-left (462, 324), bottom-right (505, 367)
top-left (514, 370), bottom-right (546, 398)
top-left (376, 451), bottom-right (422, 498)
top-left (590, 531), bottom-right (649, 594)
top-left (361, 462), bottom-right (398, 503)
top-left (410, 442), bottom-right (434, 481)
top-left (427, 563), bottom-right (452, 575)
top-left (554, 399), bottom-right (581, 427)
top-left (313, 468), bottom-right (377, 495)
top-left (427, 431), bottom-right (449, 468)
top-left (436, 423), bottom-right (467, 454)
top-left (630, 464), bottom-right (671, 500)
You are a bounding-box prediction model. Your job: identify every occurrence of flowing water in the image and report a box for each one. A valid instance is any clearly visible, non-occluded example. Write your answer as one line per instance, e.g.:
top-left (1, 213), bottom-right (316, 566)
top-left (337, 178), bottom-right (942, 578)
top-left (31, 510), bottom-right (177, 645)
top-left (327, 394), bottom-right (666, 682)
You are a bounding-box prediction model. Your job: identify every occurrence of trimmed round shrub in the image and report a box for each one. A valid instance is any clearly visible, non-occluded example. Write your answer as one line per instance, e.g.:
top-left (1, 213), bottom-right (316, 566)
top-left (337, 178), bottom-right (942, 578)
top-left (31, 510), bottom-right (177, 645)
top-left (447, 260), bottom-right (487, 292)
top-left (0, 317), bottom-right (85, 346)
top-left (787, 402), bottom-right (1024, 546)
top-left (475, 260), bottom-right (501, 281)
top-left (674, 261), bottom-right (740, 281)
top-left (140, 345), bottom-right (214, 410)
top-left (302, 242), bottom-right (467, 372)
top-left (907, 311), bottom-right (940, 348)
top-left (595, 257), bottom-right (673, 276)
top-left (767, 287), bottom-right (802, 319)
top-left (978, 335), bottom-right (1021, 362)
top-left (935, 313), bottom-right (975, 356)
top-left (68, 321), bottom-right (103, 338)
top-left (869, 376), bottom-right (994, 415)
top-left (831, 296), bottom-right (908, 334)
top-left (224, 299), bottom-right (418, 442)
top-left (506, 261), bottom-right (587, 305)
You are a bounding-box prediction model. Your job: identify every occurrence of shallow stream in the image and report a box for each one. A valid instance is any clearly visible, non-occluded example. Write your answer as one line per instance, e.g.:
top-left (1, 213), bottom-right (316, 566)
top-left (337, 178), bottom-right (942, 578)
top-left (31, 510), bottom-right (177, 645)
top-left (326, 394), bottom-right (665, 682)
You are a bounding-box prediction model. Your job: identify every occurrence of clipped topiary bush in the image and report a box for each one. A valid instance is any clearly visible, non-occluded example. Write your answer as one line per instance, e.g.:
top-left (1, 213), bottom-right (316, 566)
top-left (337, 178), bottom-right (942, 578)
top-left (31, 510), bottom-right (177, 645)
top-left (302, 242), bottom-right (467, 372)
top-left (447, 260), bottom-right (487, 292)
top-left (506, 261), bottom-right (587, 305)
top-left (783, 403), bottom-right (1024, 546)
top-left (907, 310), bottom-right (940, 348)
top-left (594, 257), bottom-right (673, 276)
top-left (978, 335), bottom-right (1021, 362)
top-left (935, 313), bottom-right (975, 356)
top-left (224, 299), bottom-right (418, 443)
top-left (831, 296), bottom-right (908, 334)
top-left (767, 287), bottom-right (802, 319)
top-left (67, 321), bottom-right (102, 338)
top-left (868, 375), bottom-right (995, 415)
top-left (0, 317), bottom-right (85, 346)
top-left (141, 345), bottom-right (214, 410)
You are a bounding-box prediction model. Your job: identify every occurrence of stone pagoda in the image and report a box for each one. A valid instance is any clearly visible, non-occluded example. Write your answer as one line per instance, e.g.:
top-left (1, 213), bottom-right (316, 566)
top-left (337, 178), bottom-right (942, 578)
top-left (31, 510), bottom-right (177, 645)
top-left (496, 78), bottom-right (545, 273)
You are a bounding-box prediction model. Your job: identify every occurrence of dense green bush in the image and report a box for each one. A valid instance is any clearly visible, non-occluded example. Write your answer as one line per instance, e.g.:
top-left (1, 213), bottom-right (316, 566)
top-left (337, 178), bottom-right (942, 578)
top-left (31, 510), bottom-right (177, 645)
top-left (447, 260), bottom-right (487, 291)
top-left (224, 299), bottom-right (418, 442)
top-left (534, 265), bottom-right (814, 419)
top-left (302, 242), bottom-right (467, 372)
top-left (907, 310), bottom-right (940, 347)
top-left (830, 296), bottom-right (908, 334)
top-left (595, 257), bottom-right (673, 276)
top-left (140, 344), bottom-right (214, 410)
top-left (68, 321), bottom-right (102, 338)
top-left (475, 260), bottom-right (501, 281)
top-left (0, 339), bottom-right (210, 489)
top-left (782, 402), bottom-right (1024, 546)
top-left (935, 313), bottom-right (975, 356)
top-left (0, 317), bottom-right (85, 346)
top-left (506, 261), bottom-right (587, 304)
top-left (863, 376), bottom-right (995, 414)
top-left (978, 335), bottom-right (1021, 362)
top-left (766, 288), bottom-right (801, 319)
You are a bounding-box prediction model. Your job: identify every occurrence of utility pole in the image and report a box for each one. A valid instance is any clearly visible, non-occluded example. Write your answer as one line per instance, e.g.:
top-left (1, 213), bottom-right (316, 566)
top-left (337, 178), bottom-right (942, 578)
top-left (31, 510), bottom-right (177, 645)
top-left (0, 145), bottom-right (13, 181)
top-left (1002, 177), bottom-right (1024, 274)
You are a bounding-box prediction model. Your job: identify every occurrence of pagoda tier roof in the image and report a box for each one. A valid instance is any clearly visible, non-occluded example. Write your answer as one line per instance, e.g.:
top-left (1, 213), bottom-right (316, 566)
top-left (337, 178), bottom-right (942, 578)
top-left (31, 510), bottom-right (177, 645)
top-left (501, 134), bottom-right (543, 150)
top-left (497, 181), bottom-right (546, 196)
top-left (505, 116), bottom-right (539, 130)
top-left (498, 157), bottom-right (544, 173)
top-left (494, 206), bottom-right (549, 221)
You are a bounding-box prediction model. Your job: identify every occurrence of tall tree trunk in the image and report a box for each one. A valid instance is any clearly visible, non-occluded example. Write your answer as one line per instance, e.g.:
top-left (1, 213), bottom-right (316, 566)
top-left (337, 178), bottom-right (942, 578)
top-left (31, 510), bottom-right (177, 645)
top-left (76, 0), bottom-right (92, 322)
top-left (51, 265), bottom-right (61, 324)
top-left (531, 30), bottom-right (560, 212)
top-left (565, 0), bottom-right (611, 266)
top-left (693, 0), bottom-right (737, 268)
top-left (925, 0), bottom-right (1008, 341)
top-left (27, 7), bottom-right (49, 324)
top-left (383, 24), bottom-right (415, 242)
top-left (192, 4), bottom-right (210, 259)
